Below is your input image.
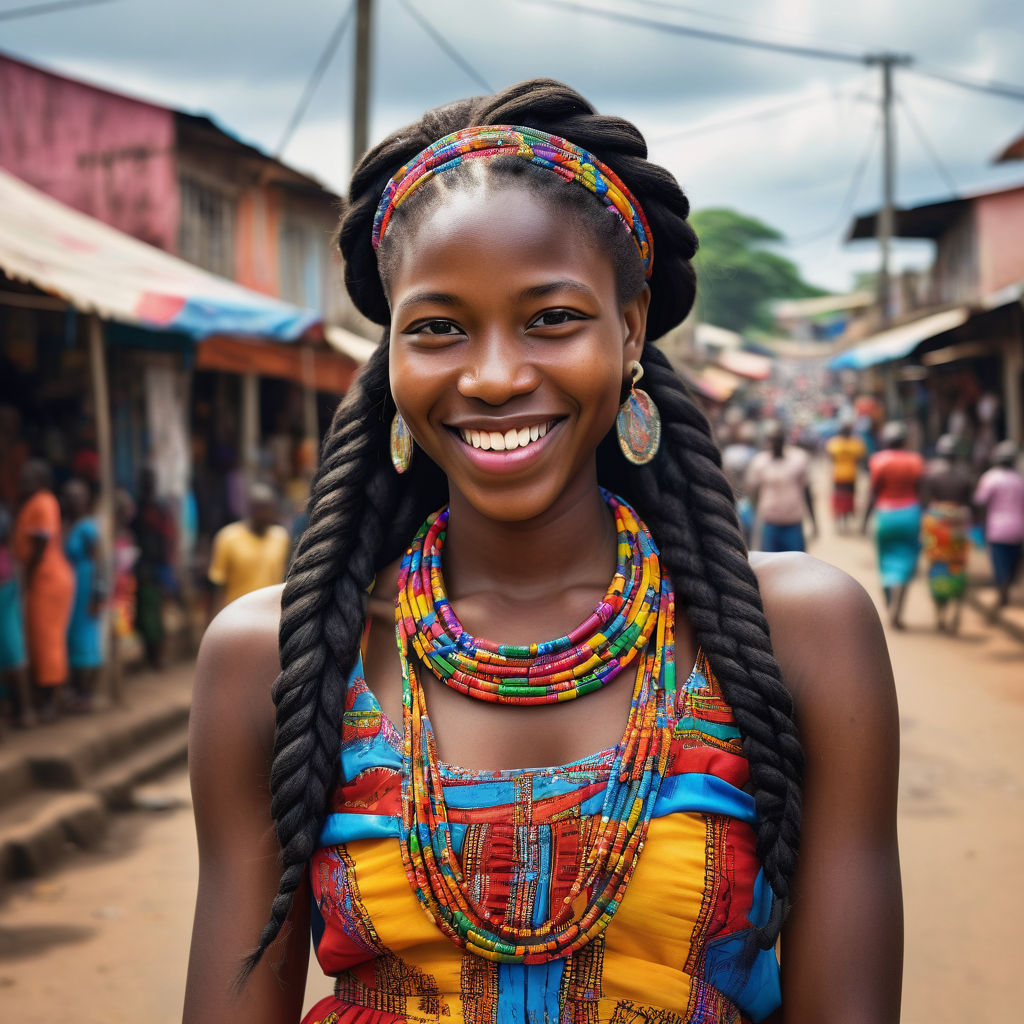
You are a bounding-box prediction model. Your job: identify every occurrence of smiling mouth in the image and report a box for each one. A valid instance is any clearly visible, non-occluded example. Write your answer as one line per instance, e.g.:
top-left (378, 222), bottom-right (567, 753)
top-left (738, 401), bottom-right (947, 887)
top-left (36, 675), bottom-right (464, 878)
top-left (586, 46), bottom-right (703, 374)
top-left (455, 420), bottom-right (557, 452)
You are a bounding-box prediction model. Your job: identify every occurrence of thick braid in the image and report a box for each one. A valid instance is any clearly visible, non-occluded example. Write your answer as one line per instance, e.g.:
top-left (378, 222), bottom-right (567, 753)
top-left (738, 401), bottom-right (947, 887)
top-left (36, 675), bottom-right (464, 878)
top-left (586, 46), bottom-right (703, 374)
top-left (241, 344), bottom-right (402, 978)
top-left (617, 346), bottom-right (803, 946)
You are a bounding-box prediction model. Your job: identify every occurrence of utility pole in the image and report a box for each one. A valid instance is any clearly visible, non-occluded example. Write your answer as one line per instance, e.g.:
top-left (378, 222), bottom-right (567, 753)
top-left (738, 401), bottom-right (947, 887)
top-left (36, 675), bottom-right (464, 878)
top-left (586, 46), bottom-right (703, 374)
top-left (352, 0), bottom-right (373, 171)
top-left (866, 51), bottom-right (913, 327)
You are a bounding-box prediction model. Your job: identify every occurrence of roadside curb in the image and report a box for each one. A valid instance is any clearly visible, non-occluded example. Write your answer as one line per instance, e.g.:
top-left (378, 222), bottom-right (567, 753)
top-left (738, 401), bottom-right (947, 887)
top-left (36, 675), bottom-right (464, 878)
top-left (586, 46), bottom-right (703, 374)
top-left (0, 663), bottom-right (193, 894)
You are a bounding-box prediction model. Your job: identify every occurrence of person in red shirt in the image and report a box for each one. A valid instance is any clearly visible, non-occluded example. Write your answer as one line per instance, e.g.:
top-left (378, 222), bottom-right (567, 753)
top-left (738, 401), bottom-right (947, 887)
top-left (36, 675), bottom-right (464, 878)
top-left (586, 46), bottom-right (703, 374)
top-left (862, 421), bottom-right (925, 629)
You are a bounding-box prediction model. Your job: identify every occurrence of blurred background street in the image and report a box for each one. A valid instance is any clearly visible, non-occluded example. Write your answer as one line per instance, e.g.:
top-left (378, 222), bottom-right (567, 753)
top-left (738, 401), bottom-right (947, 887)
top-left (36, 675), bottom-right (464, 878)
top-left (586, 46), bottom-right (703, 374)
top-left (1, 1), bottom-right (1024, 1021)
top-left (0, 496), bottom-right (1022, 1023)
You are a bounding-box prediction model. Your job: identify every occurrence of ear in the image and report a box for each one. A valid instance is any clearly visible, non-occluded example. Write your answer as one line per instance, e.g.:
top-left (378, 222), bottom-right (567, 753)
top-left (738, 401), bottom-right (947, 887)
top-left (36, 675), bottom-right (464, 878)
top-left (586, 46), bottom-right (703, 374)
top-left (621, 285), bottom-right (651, 371)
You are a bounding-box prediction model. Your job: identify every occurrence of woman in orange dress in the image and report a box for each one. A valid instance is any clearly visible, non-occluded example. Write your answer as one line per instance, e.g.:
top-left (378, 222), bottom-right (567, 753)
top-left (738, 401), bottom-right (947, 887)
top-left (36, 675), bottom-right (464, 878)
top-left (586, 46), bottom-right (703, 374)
top-left (14, 459), bottom-right (74, 716)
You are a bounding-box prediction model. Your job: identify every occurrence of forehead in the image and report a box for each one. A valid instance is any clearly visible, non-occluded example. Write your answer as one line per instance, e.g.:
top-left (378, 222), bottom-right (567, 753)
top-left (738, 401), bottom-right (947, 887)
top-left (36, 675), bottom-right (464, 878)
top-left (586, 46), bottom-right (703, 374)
top-left (384, 182), bottom-right (616, 298)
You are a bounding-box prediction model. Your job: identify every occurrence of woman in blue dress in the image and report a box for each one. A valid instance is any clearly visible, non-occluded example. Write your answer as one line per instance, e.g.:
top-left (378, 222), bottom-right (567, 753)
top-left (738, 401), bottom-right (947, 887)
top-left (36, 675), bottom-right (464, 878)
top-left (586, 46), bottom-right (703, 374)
top-left (63, 479), bottom-right (104, 710)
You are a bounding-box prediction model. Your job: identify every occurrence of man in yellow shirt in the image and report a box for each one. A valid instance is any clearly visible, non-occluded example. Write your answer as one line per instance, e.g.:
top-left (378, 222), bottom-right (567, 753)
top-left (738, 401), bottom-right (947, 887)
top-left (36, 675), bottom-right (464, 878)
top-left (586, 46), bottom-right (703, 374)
top-left (207, 483), bottom-right (291, 616)
top-left (825, 420), bottom-right (867, 533)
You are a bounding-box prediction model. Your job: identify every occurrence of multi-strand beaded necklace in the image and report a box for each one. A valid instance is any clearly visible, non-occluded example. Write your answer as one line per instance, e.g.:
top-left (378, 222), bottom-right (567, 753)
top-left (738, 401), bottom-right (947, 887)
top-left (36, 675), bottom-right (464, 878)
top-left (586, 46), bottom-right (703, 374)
top-left (394, 491), bottom-right (676, 963)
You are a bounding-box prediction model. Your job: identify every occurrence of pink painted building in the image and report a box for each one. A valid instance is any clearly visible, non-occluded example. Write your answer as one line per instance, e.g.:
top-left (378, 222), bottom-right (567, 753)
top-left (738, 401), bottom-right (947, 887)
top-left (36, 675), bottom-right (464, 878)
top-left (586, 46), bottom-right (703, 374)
top-left (844, 178), bottom-right (1024, 447)
top-left (847, 182), bottom-right (1024, 308)
top-left (0, 51), bottom-right (351, 323)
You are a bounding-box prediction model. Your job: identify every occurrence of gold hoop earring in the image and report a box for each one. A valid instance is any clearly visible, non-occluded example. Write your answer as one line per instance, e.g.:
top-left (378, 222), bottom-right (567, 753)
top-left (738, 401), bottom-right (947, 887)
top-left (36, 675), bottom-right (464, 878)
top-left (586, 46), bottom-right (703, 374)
top-left (390, 411), bottom-right (413, 474)
top-left (616, 360), bottom-right (661, 465)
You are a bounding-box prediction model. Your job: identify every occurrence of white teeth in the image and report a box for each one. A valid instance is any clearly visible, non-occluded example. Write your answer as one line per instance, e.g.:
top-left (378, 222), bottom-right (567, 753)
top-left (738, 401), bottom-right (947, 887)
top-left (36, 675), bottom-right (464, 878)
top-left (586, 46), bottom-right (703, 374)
top-left (459, 421), bottom-right (554, 451)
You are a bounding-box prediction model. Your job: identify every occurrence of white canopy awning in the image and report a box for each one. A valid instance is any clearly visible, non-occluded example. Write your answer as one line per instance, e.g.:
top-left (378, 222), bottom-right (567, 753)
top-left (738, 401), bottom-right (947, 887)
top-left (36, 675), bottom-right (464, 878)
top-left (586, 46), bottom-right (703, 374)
top-left (0, 167), bottom-right (319, 342)
top-left (828, 307), bottom-right (969, 370)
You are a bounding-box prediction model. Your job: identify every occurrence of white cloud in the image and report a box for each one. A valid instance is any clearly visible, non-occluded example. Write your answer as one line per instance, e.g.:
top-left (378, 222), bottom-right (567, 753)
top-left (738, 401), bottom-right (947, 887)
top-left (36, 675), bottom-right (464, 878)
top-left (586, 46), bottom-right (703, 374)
top-left (3, 0), bottom-right (1023, 291)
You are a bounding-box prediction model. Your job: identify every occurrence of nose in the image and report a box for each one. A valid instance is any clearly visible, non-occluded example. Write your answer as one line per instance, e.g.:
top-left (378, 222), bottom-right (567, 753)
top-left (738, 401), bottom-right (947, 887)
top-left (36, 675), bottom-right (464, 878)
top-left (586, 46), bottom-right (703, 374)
top-left (457, 333), bottom-right (541, 406)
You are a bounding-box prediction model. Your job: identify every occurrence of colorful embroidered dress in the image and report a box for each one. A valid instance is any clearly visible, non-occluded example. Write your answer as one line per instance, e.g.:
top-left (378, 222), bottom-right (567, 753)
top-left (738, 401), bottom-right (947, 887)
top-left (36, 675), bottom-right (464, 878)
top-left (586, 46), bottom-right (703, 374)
top-left (303, 649), bottom-right (781, 1024)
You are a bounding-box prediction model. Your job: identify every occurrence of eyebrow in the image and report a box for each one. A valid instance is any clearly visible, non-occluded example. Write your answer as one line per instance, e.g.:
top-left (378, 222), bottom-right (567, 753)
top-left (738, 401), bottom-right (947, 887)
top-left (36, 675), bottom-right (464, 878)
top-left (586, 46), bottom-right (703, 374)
top-left (394, 279), bottom-right (598, 319)
top-left (394, 291), bottom-right (462, 317)
top-left (517, 280), bottom-right (597, 302)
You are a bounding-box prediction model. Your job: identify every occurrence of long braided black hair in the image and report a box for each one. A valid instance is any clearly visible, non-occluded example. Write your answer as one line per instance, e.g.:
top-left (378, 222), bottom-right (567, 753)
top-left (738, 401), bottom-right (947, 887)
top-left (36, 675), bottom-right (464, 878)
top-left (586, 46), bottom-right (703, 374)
top-left (242, 79), bottom-right (802, 978)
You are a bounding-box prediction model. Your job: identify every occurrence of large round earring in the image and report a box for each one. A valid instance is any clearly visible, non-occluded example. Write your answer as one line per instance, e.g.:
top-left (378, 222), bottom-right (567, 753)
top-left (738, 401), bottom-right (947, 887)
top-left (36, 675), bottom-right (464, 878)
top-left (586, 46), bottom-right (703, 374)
top-left (390, 411), bottom-right (413, 474)
top-left (616, 361), bottom-right (661, 465)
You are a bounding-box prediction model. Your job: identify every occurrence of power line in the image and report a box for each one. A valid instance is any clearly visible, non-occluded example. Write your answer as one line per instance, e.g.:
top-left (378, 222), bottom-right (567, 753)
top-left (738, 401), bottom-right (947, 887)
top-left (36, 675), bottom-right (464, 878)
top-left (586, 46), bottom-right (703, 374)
top-left (621, 0), bottom-right (865, 54)
top-left (523, 0), bottom-right (867, 66)
top-left (531, 0), bottom-right (1024, 105)
top-left (276, 0), bottom-right (356, 158)
top-left (786, 114), bottom-right (882, 248)
top-left (911, 65), bottom-right (1024, 103)
top-left (396, 0), bottom-right (492, 93)
top-left (896, 92), bottom-right (959, 196)
top-left (650, 80), bottom-right (872, 146)
top-left (0, 0), bottom-right (116, 21)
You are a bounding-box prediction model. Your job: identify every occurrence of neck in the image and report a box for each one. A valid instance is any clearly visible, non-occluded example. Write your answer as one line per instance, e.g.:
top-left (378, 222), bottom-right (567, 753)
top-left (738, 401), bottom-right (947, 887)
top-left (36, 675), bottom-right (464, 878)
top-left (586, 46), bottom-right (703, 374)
top-left (442, 471), bottom-right (616, 604)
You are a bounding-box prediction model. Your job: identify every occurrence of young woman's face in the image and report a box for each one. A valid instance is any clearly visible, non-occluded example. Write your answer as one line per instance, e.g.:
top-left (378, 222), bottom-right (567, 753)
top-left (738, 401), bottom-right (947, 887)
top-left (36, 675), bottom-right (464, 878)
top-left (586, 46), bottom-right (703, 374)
top-left (386, 183), bottom-right (649, 524)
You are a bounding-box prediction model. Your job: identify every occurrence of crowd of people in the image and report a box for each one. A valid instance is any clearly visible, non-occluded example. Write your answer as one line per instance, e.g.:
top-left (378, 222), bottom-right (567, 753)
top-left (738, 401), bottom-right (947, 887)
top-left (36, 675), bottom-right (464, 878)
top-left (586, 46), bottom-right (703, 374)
top-left (719, 407), bottom-right (1024, 634)
top-left (0, 452), bottom-right (300, 732)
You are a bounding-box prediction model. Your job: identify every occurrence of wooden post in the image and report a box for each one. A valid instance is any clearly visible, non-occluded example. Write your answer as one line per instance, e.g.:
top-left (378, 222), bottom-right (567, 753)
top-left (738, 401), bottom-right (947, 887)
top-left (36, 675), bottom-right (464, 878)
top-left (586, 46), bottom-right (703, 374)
top-left (87, 314), bottom-right (121, 705)
top-left (241, 371), bottom-right (261, 488)
top-left (352, 0), bottom-right (373, 170)
top-left (301, 345), bottom-right (319, 470)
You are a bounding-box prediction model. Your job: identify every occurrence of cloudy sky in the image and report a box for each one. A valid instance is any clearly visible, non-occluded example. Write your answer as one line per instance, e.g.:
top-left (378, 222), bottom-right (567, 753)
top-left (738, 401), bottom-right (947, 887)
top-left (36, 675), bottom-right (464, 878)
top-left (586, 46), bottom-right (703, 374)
top-left (4, 0), bottom-right (1024, 290)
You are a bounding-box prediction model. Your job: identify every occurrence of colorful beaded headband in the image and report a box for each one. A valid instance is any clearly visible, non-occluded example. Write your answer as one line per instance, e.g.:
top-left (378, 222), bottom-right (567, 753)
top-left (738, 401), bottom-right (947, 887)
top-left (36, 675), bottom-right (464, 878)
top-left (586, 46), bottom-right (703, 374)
top-left (371, 124), bottom-right (654, 278)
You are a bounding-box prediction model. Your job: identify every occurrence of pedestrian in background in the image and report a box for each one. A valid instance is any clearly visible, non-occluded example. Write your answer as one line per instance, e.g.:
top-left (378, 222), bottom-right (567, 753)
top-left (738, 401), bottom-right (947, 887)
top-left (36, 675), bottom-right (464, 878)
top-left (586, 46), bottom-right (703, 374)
top-left (745, 420), bottom-right (816, 552)
top-left (920, 435), bottom-right (974, 633)
top-left (132, 468), bottom-right (176, 670)
top-left (13, 459), bottom-right (73, 719)
top-left (62, 478), bottom-right (105, 710)
top-left (720, 419), bottom-right (758, 544)
top-left (206, 482), bottom-right (290, 619)
top-left (974, 440), bottom-right (1024, 614)
top-left (825, 416), bottom-right (866, 533)
top-left (0, 501), bottom-right (33, 728)
top-left (862, 421), bottom-right (924, 630)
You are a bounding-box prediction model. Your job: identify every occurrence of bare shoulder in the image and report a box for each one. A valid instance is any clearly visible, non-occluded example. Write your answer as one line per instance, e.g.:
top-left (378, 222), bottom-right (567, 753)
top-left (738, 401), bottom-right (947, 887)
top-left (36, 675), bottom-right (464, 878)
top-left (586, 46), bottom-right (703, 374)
top-left (192, 584), bottom-right (284, 753)
top-left (748, 551), bottom-right (893, 712)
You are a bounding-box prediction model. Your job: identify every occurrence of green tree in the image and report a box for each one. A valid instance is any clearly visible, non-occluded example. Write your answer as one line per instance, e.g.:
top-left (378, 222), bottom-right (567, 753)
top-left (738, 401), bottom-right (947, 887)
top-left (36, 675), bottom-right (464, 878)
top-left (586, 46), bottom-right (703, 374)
top-left (690, 208), bottom-right (826, 333)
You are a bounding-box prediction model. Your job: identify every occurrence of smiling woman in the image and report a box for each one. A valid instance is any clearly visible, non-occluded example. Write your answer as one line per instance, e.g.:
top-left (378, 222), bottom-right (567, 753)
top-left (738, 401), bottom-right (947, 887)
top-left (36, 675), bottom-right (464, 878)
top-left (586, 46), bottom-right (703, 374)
top-left (183, 79), bottom-right (902, 1024)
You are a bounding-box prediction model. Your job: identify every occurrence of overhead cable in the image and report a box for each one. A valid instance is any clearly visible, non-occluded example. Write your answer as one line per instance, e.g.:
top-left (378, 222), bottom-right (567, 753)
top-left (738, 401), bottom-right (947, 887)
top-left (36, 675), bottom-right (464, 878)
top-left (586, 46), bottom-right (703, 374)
top-left (896, 92), bottom-right (959, 196)
top-left (911, 66), bottom-right (1024, 103)
top-left (0, 0), bottom-right (116, 21)
top-left (650, 78), bottom-right (872, 145)
top-left (396, 0), bottom-right (493, 93)
top-left (523, 0), bottom-right (867, 65)
top-left (786, 114), bottom-right (882, 248)
top-left (276, 0), bottom-right (356, 157)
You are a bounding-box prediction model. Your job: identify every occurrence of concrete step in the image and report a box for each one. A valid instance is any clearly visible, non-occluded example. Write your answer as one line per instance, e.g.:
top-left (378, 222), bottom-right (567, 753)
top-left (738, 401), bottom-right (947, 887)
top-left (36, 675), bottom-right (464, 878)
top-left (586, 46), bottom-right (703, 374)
top-left (25, 703), bottom-right (190, 791)
top-left (88, 730), bottom-right (189, 811)
top-left (0, 662), bottom-right (194, 892)
top-left (0, 790), bottom-right (109, 884)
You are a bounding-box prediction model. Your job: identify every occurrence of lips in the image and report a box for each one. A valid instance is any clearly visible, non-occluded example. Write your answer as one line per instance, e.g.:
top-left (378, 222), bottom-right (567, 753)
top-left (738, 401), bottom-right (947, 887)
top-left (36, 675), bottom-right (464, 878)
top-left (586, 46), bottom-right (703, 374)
top-left (456, 420), bottom-right (555, 452)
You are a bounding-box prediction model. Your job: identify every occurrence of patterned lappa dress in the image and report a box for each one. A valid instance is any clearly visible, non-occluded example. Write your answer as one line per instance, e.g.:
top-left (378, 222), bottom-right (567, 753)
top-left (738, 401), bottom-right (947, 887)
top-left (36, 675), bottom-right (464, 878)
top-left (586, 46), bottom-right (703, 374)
top-left (303, 651), bottom-right (781, 1024)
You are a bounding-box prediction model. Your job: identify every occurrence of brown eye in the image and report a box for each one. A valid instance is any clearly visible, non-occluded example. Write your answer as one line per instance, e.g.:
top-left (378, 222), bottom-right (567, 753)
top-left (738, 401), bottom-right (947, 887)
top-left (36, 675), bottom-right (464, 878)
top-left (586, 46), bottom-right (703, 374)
top-left (529, 309), bottom-right (583, 328)
top-left (408, 320), bottom-right (463, 336)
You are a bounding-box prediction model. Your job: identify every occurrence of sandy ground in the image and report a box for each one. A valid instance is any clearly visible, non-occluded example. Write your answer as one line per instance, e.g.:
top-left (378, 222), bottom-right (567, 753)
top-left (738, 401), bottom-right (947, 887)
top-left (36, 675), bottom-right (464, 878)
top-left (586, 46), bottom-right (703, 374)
top-left (0, 513), bottom-right (1022, 1022)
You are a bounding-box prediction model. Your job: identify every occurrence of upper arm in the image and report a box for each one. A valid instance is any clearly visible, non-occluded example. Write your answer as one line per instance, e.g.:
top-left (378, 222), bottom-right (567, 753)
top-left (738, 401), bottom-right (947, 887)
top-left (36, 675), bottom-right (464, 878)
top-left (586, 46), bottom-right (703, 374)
top-left (183, 585), bottom-right (310, 1023)
top-left (754, 554), bottom-right (902, 1023)
top-left (207, 529), bottom-right (230, 585)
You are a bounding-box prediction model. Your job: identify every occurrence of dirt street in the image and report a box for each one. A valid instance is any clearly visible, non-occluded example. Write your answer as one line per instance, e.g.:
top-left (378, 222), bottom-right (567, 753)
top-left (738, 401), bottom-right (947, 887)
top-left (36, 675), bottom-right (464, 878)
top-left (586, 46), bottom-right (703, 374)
top-left (0, 514), bottom-right (1021, 1022)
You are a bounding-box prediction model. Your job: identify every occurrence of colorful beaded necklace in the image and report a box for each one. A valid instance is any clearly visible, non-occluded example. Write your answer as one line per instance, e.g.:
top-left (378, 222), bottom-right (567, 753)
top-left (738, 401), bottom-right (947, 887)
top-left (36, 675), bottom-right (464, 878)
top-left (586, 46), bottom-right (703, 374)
top-left (394, 491), bottom-right (676, 962)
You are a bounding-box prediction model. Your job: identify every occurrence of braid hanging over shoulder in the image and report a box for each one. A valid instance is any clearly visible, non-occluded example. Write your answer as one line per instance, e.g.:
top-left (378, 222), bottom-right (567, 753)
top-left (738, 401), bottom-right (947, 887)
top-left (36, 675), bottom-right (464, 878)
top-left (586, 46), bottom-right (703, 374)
top-left (247, 77), bottom-right (803, 976)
